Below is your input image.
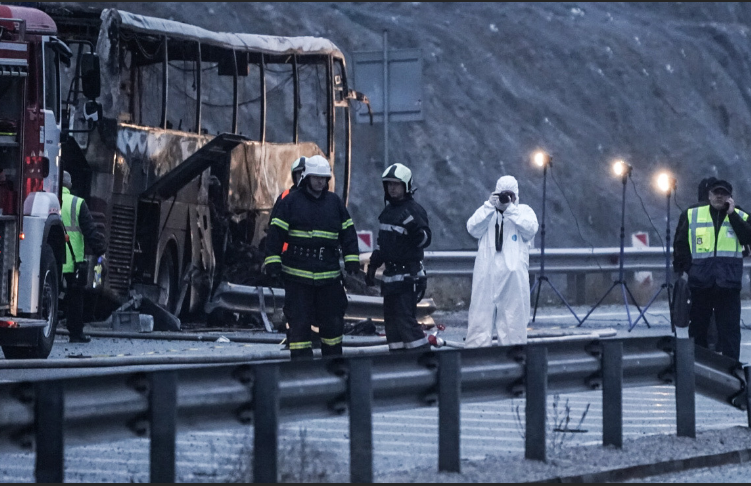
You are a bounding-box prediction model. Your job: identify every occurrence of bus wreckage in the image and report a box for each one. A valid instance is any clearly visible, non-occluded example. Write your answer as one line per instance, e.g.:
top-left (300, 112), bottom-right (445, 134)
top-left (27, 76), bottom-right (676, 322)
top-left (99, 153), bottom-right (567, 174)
top-left (43, 6), bottom-right (434, 332)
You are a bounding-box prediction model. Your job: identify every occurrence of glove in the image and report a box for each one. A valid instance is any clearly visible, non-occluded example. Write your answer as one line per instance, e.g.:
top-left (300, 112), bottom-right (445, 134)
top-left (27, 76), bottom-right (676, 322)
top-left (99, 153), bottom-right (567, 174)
top-left (369, 249), bottom-right (384, 269)
top-left (365, 265), bottom-right (377, 286)
top-left (345, 261), bottom-right (360, 276)
top-left (265, 262), bottom-right (282, 280)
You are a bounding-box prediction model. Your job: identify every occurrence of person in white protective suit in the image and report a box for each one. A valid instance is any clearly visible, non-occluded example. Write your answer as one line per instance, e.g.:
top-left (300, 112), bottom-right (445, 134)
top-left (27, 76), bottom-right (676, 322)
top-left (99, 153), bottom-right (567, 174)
top-left (465, 175), bottom-right (539, 347)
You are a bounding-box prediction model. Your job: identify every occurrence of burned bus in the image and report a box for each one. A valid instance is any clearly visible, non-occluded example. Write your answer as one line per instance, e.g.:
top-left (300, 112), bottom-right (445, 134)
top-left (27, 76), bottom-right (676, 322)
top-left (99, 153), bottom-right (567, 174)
top-left (46, 7), bottom-right (366, 320)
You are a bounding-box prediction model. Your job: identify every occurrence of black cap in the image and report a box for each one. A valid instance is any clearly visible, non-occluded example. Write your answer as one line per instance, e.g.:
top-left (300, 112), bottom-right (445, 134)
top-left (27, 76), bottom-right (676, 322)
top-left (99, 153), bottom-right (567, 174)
top-left (708, 179), bottom-right (733, 195)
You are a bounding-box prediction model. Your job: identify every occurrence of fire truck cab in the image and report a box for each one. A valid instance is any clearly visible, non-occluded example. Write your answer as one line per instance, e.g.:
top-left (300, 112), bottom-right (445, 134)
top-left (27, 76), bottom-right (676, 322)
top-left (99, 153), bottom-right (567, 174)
top-left (0, 5), bottom-right (98, 359)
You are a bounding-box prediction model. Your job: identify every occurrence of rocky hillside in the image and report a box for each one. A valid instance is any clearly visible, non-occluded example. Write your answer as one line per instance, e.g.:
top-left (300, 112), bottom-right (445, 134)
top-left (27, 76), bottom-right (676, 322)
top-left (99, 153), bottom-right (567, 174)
top-left (54, 2), bottom-right (751, 250)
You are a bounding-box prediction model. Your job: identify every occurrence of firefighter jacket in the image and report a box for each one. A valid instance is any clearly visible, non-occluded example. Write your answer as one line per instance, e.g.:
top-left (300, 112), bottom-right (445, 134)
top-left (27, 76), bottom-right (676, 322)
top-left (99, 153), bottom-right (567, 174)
top-left (264, 188), bottom-right (359, 286)
top-left (370, 195), bottom-right (431, 295)
top-left (673, 203), bottom-right (751, 289)
top-left (62, 187), bottom-right (107, 274)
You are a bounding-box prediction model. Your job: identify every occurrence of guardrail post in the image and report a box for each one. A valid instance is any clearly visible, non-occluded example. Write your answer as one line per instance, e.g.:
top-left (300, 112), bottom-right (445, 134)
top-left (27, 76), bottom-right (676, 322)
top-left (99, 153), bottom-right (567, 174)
top-left (349, 357), bottom-right (373, 483)
top-left (254, 364), bottom-right (279, 483)
top-left (150, 371), bottom-right (177, 483)
top-left (675, 338), bottom-right (695, 438)
top-left (438, 351), bottom-right (461, 473)
top-left (34, 381), bottom-right (64, 483)
top-left (602, 340), bottom-right (623, 448)
top-left (744, 366), bottom-right (751, 428)
top-left (525, 345), bottom-right (547, 462)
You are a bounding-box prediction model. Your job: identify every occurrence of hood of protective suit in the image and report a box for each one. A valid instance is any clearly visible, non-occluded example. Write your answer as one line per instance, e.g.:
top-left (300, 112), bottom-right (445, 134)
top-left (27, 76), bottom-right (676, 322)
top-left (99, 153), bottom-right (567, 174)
top-left (495, 175), bottom-right (519, 203)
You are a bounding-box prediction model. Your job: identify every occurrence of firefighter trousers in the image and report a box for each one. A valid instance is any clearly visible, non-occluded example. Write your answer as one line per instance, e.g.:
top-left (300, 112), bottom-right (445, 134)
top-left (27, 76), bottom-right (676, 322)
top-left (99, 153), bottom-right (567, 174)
top-left (383, 289), bottom-right (429, 351)
top-left (284, 279), bottom-right (347, 360)
top-left (689, 285), bottom-right (741, 361)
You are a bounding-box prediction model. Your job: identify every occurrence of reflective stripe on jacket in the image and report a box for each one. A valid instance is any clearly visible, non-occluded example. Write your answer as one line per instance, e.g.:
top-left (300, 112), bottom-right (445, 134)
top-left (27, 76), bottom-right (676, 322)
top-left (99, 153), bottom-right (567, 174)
top-left (62, 187), bottom-right (84, 274)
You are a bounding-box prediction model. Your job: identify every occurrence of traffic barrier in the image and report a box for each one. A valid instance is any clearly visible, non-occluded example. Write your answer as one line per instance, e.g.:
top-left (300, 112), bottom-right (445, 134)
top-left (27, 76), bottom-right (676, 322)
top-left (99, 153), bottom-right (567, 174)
top-left (0, 336), bottom-right (748, 482)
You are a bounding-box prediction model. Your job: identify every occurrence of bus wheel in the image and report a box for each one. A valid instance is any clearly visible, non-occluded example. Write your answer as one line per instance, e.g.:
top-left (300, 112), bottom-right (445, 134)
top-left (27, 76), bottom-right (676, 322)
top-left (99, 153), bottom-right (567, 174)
top-left (2, 244), bottom-right (59, 359)
top-left (157, 246), bottom-right (178, 314)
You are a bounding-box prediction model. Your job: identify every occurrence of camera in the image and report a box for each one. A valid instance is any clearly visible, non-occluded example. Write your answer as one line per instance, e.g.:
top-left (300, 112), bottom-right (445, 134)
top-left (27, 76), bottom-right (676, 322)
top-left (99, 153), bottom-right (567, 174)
top-left (498, 191), bottom-right (514, 204)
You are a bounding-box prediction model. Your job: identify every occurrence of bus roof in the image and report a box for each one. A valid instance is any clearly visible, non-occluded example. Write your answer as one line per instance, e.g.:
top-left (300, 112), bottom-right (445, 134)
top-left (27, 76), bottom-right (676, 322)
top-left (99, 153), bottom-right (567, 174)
top-left (0, 5), bottom-right (57, 35)
top-left (104, 8), bottom-right (345, 59)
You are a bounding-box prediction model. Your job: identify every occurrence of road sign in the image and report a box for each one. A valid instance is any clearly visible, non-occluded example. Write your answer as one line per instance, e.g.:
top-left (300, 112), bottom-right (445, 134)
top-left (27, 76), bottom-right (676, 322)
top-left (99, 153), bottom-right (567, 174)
top-left (357, 230), bottom-right (374, 253)
top-left (352, 48), bottom-right (423, 123)
top-left (632, 232), bottom-right (652, 285)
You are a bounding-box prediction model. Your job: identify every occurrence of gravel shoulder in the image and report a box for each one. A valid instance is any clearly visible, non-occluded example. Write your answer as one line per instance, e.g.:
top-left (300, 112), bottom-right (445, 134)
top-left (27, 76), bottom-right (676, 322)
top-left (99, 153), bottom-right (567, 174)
top-left (377, 426), bottom-right (751, 483)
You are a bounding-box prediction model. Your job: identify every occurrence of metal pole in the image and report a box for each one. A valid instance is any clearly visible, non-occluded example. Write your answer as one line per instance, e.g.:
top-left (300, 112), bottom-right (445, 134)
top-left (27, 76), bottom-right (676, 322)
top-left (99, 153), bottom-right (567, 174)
top-left (438, 351), bottom-right (461, 473)
top-left (254, 364), bottom-right (279, 483)
top-left (540, 164), bottom-right (547, 276)
top-left (602, 341), bottom-right (623, 448)
top-left (618, 175), bottom-right (627, 284)
top-left (349, 358), bottom-right (373, 483)
top-left (525, 345), bottom-right (547, 462)
top-left (150, 371), bottom-right (177, 483)
top-left (382, 29), bottom-right (389, 169)
top-left (34, 381), bottom-right (64, 483)
top-left (675, 338), bottom-right (696, 438)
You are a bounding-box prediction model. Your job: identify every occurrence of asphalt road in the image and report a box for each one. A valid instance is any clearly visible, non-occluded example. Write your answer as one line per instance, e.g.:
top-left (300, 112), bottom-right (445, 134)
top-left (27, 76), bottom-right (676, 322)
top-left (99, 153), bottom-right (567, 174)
top-left (1, 300), bottom-right (750, 482)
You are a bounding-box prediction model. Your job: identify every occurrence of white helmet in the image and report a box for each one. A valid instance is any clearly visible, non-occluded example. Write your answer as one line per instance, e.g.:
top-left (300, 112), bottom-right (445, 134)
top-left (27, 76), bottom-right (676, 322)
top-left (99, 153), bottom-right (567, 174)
top-left (291, 156), bottom-right (307, 177)
top-left (299, 155), bottom-right (332, 185)
top-left (382, 163), bottom-right (414, 194)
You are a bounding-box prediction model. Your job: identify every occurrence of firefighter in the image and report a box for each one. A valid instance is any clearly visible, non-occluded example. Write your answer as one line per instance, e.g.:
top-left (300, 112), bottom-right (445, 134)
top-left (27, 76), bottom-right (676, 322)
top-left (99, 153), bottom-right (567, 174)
top-left (270, 156), bottom-right (320, 347)
top-left (263, 155), bottom-right (360, 359)
top-left (673, 178), bottom-right (751, 360)
top-left (61, 171), bottom-right (107, 343)
top-left (365, 163), bottom-right (432, 351)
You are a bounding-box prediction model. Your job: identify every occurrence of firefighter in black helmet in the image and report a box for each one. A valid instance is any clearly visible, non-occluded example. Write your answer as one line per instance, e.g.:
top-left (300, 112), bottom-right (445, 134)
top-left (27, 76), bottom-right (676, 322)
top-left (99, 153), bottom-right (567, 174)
top-left (264, 155), bottom-right (360, 360)
top-left (366, 163), bottom-right (432, 351)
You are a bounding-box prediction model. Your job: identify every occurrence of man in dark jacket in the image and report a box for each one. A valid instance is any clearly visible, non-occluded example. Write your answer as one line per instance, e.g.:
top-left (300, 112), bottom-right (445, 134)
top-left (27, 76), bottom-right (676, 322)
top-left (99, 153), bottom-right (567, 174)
top-left (366, 163), bottom-right (432, 351)
top-left (673, 178), bottom-right (751, 360)
top-left (264, 155), bottom-right (360, 360)
top-left (62, 171), bottom-right (107, 343)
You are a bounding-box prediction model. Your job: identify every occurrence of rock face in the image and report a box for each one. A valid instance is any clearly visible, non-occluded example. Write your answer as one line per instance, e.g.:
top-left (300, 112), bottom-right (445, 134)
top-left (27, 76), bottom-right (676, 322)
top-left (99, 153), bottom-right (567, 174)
top-left (62, 2), bottom-right (751, 250)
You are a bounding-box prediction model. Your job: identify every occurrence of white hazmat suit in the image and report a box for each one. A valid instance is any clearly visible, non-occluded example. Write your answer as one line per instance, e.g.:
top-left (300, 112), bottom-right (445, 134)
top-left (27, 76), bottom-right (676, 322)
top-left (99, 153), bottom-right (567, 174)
top-left (465, 175), bottom-right (539, 347)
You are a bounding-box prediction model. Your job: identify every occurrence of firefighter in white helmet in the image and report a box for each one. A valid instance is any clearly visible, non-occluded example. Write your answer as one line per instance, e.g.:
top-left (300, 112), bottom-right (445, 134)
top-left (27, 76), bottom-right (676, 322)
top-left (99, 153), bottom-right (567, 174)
top-left (264, 155), bottom-right (360, 359)
top-left (366, 163), bottom-right (432, 351)
top-left (465, 175), bottom-right (539, 347)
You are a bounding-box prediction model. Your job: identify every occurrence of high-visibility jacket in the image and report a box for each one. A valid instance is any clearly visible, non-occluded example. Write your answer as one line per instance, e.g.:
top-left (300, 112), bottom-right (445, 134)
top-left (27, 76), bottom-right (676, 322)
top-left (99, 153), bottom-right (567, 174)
top-left (62, 187), bottom-right (84, 274)
top-left (686, 205), bottom-right (750, 289)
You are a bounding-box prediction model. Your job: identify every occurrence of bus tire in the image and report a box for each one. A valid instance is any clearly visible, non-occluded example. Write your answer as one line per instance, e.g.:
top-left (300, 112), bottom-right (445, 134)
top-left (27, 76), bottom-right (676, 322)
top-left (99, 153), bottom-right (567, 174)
top-left (157, 245), bottom-right (178, 315)
top-left (2, 244), bottom-right (59, 359)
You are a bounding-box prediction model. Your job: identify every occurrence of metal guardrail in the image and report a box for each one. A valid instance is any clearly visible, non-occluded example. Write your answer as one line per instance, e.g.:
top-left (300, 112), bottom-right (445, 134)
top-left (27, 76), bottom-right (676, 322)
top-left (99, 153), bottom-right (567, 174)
top-left (421, 247), bottom-right (751, 276)
top-left (1, 336), bottom-right (749, 482)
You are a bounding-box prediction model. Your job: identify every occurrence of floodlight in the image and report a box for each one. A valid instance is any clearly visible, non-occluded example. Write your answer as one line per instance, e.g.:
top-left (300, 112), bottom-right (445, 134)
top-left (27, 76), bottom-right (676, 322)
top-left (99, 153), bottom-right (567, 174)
top-left (533, 151), bottom-right (551, 168)
top-left (612, 159), bottom-right (632, 177)
top-left (656, 172), bottom-right (676, 194)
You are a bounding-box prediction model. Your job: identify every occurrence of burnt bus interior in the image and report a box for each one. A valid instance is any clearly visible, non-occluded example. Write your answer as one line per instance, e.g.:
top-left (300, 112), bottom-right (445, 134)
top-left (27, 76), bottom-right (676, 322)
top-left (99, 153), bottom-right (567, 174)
top-left (48, 6), bottom-right (355, 319)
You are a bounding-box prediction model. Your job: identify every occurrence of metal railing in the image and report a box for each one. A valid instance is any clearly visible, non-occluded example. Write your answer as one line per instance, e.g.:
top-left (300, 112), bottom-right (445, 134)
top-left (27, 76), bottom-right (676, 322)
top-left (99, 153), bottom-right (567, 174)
top-left (2, 336), bottom-right (749, 482)
top-left (422, 247), bottom-right (751, 276)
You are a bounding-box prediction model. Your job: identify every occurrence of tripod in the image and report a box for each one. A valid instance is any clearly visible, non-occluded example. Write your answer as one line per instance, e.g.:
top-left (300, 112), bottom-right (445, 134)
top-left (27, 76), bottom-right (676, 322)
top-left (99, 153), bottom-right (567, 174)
top-left (577, 169), bottom-right (650, 328)
top-left (630, 180), bottom-right (674, 331)
top-left (530, 161), bottom-right (582, 324)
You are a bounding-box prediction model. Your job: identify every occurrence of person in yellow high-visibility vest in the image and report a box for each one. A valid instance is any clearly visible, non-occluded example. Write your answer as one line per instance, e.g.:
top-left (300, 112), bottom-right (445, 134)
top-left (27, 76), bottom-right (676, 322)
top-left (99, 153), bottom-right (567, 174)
top-left (673, 179), bottom-right (751, 361)
top-left (62, 171), bottom-right (107, 343)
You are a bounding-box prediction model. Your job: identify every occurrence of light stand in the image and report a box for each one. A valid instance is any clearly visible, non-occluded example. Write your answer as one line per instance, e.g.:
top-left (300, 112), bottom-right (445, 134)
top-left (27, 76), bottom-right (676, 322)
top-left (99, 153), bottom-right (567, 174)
top-left (577, 160), bottom-right (649, 328)
top-left (529, 152), bottom-right (582, 324)
top-left (630, 174), bottom-right (675, 332)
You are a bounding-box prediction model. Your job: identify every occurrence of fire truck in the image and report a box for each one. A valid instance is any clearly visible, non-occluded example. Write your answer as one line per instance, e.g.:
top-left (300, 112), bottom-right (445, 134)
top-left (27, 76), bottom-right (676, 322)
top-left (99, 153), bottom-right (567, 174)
top-left (0, 5), bottom-right (101, 358)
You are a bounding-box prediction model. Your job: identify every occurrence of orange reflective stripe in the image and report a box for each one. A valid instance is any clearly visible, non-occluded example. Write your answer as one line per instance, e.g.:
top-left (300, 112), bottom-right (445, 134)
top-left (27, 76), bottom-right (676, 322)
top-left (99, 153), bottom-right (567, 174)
top-left (280, 189), bottom-right (291, 253)
top-left (282, 242), bottom-right (289, 253)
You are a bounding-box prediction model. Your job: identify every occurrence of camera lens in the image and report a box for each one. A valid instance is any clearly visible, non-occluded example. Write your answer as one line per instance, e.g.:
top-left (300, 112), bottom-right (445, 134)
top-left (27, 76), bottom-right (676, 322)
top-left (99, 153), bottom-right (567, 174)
top-left (499, 193), bottom-right (511, 204)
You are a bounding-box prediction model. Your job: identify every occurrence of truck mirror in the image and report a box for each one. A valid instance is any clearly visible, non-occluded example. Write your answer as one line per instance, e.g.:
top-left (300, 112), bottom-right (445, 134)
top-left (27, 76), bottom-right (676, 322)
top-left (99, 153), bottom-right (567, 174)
top-left (80, 53), bottom-right (101, 100)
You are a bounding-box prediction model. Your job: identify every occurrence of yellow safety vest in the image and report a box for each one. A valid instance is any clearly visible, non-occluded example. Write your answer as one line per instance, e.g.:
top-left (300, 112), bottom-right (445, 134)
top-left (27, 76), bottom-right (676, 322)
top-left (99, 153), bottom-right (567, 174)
top-left (687, 205), bottom-right (749, 260)
top-left (62, 187), bottom-right (84, 274)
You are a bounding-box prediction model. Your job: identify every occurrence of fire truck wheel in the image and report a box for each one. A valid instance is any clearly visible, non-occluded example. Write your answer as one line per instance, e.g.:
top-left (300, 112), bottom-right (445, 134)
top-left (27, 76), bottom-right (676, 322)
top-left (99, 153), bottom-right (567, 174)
top-left (1, 244), bottom-right (59, 359)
